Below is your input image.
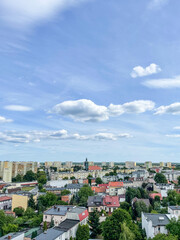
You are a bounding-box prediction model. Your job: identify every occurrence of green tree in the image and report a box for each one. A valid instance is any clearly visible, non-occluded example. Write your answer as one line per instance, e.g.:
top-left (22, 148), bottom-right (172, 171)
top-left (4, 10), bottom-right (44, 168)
top-left (31, 230), bottom-right (38, 239)
top-left (13, 207), bottom-right (24, 217)
top-left (178, 176), bottom-right (180, 185)
top-left (38, 175), bottom-right (47, 185)
top-left (153, 233), bottom-right (178, 240)
top-left (38, 192), bottom-right (57, 207)
top-left (28, 195), bottom-right (36, 209)
top-left (166, 218), bottom-right (180, 239)
top-left (43, 221), bottom-right (47, 232)
top-left (2, 224), bottom-right (18, 235)
top-left (119, 222), bottom-right (135, 240)
top-left (61, 189), bottom-right (71, 196)
top-left (24, 207), bottom-right (35, 218)
top-left (76, 224), bottom-right (90, 240)
top-left (134, 201), bottom-right (148, 218)
top-left (23, 170), bottom-right (36, 182)
top-left (78, 184), bottom-right (94, 206)
top-left (50, 218), bottom-right (54, 228)
top-left (70, 176), bottom-right (76, 180)
top-left (120, 202), bottom-right (130, 211)
top-left (125, 187), bottom-right (141, 203)
top-left (88, 210), bottom-right (101, 238)
top-left (154, 173), bottom-right (167, 183)
top-left (95, 177), bottom-right (103, 185)
top-left (102, 209), bottom-right (132, 240)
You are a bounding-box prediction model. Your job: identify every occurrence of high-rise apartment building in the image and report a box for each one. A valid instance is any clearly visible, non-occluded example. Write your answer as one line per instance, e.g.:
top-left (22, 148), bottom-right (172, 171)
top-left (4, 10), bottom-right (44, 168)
top-left (145, 161), bottom-right (152, 169)
top-left (109, 162), bottom-right (114, 168)
top-left (166, 162), bottom-right (172, 168)
top-left (160, 162), bottom-right (164, 167)
top-left (125, 161), bottom-right (136, 169)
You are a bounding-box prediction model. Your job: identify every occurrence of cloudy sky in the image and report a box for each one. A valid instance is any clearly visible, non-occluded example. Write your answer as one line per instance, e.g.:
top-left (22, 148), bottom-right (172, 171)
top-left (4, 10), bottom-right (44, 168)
top-left (0, 0), bottom-right (180, 163)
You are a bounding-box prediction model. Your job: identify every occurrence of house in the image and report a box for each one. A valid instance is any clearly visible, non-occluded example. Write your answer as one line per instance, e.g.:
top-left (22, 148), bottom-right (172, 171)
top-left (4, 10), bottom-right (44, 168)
top-left (0, 196), bottom-right (12, 210)
top-left (142, 212), bottom-right (170, 239)
top-left (107, 182), bottom-right (123, 196)
top-left (88, 195), bottom-right (104, 212)
top-left (43, 205), bottom-right (88, 226)
top-left (103, 195), bottom-right (120, 214)
top-left (91, 186), bottom-right (106, 194)
top-left (132, 197), bottom-right (150, 208)
top-left (119, 194), bottom-right (126, 202)
top-left (35, 219), bottom-right (80, 240)
top-left (43, 205), bottom-right (73, 226)
top-left (154, 183), bottom-right (174, 198)
top-left (61, 194), bottom-right (72, 204)
top-left (88, 166), bottom-right (102, 171)
top-left (168, 206), bottom-right (180, 219)
top-left (0, 232), bottom-right (24, 240)
top-left (149, 193), bottom-right (162, 201)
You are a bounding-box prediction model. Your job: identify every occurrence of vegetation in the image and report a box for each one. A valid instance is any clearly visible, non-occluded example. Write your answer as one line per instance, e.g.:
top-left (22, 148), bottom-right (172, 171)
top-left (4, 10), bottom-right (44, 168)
top-left (95, 177), bottom-right (103, 185)
top-left (166, 218), bottom-right (180, 239)
top-left (154, 173), bottom-right (167, 183)
top-left (76, 224), bottom-right (90, 240)
top-left (88, 210), bottom-right (101, 238)
top-left (78, 184), bottom-right (94, 207)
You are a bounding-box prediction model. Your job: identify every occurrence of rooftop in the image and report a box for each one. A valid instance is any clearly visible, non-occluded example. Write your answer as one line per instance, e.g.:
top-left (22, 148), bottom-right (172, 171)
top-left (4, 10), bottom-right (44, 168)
top-left (44, 205), bottom-right (73, 216)
top-left (143, 213), bottom-right (170, 226)
top-left (0, 196), bottom-right (12, 202)
top-left (0, 232), bottom-right (24, 240)
top-left (169, 206), bottom-right (180, 210)
top-left (35, 228), bottom-right (64, 240)
top-left (55, 219), bottom-right (79, 232)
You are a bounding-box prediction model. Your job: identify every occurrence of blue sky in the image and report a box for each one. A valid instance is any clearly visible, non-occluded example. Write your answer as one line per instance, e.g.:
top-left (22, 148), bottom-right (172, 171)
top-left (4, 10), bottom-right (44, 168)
top-left (0, 0), bottom-right (180, 163)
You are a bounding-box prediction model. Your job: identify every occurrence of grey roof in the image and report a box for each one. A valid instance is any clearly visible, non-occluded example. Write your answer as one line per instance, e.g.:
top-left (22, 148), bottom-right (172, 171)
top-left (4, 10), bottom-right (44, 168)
top-left (69, 206), bottom-right (87, 214)
top-left (0, 232), bottom-right (24, 240)
top-left (66, 183), bottom-right (83, 189)
top-left (169, 206), bottom-right (180, 210)
top-left (88, 195), bottom-right (103, 207)
top-left (35, 228), bottom-right (64, 240)
top-left (143, 213), bottom-right (170, 226)
top-left (55, 219), bottom-right (79, 232)
top-left (44, 205), bottom-right (73, 216)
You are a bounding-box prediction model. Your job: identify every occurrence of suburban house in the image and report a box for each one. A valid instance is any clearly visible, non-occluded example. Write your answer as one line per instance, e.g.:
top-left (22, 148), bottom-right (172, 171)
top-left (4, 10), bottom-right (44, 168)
top-left (88, 195), bottom-right (104, 212)
top-left (61, 194), bottom-right (73, 204)
top-left (154, 183), bottom-right (174, 198)
top-left (43, 205), bottom-right (88, 226)
top-left (103, 195), bottom-right (120, 214)
top-left (142, 212), bottom-right (170, 239)
top-left (107, 182), bottom-right (123, 196)
top-left (149, 193), bottom-right (162, 201)
top-left (0, 196), bottom-right (12, 210)
top-left (168, 206), bottom-right (180, 219)
top-left (35, 219), bottom-right (80, 240)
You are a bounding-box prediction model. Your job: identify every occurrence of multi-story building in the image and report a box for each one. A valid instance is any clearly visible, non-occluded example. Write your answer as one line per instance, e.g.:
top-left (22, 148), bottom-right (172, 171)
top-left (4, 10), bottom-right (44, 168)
top-left (0, 196), bottom-right (12, 210)
top-left (0, 161), bottom-right (38, 182)
top-left (145, 161), bottom-right (152, 169)
top-left (12, 192), bottom-right (37, 211)
top-left (109, 162), bottom-right (114, 168)
top-left (166, 162), bottom-right (172, 168)
top-left (160, 162), bottom-right (164, 167)
top-left (125, 161), bottom-right (136, 169)
top-left (101, 162), bottom-right (107, 167)
top-left (65, 162), bottom-right (73, 169)
top-left (163, 170), bottom-right (180, 181)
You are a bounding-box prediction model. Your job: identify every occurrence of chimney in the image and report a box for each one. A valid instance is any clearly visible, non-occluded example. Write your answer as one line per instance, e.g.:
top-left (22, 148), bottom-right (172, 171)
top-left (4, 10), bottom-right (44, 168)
top-left (58, 208), bottom-right (60, 211)
top-left (8, 236), bottom-right (11, 240)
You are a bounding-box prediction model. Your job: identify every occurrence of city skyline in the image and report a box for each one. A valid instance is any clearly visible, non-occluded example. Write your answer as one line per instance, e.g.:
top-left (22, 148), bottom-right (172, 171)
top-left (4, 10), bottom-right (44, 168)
top-left (1, 0), bottom-right (180, 162)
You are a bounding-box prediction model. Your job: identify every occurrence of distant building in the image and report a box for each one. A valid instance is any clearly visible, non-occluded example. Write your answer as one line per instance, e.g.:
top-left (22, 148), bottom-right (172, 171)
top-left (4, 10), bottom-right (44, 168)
top-left (84, 158), bottom-right (89, 171)
top-left (125, 161), bottom-right (136, 169)
top-left (88, 162), bottom-right (94, 166)
top-left (160, 162), bottom-right (164, 167)
top-left (0, 196), bottom-right (12, 210)
top-left (166, 162), bottom-right (172, 168)
top-left (109, 162), bottom-right (114, 168)
top-left (145, 161), bottom-right (152, 169)
top-left (12, 192), bottom-right (37, 211)
top-left (168, 206), bottom-right (180, 219)
top-left (88, 166), bottom-right (102, 171)
top-left (65, 162), bottom-right (73, 169)
top-left (101, 162), bottom-right (107, 166)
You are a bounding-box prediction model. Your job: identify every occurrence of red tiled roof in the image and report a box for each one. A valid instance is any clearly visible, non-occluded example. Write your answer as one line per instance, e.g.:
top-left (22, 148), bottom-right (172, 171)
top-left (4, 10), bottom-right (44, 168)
top-left (88, 166), bottom-right (102, 171)
top-left (0, 184), bottom-right (6, 190)
top-left (91, 186), bottom-right (106, 193)
top-left (98, 184), bottom-right (108, 188)
top-left (108, 182), bottom-right (123, 187)
top-left (78, 209), bottom-right (89, 221)
top-left (149, 193), bottom-right (162, 200)
top-left (103, 196), bottom-right (120, 207)
top-left (0, 196), bottom-right (12, 202)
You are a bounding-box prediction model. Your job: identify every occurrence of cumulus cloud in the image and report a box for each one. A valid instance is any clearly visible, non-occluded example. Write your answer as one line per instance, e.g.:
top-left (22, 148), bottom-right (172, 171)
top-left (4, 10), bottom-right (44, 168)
top-left (0, 130), bottom-right (131, 144)
top-left (52, 99), bottom-right (109, 122)
top-left (52, 99), bottom-right (155, 122)
top-left (155, 103), bottom-right (180, 115)
top-left (0, 0), bottom-right (89, 29)
top-left (4, 105), bottom-right (33, 112)
top-left (143, 76), bottom-right (180, 89)
top-left (0, 116), bottom-right (13, 123)
top-left (173, 126), bottom-right (180, 130)
top-left (131, 63), bottom-right (161, 78)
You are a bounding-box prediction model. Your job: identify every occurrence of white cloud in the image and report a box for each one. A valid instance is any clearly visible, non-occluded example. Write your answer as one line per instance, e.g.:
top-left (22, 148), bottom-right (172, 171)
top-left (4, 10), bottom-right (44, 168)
top-left (4, 105), bottom-right (33, 112)
top-left (0, 0), bottom-right (89, 29)
top-left (143, 76), bottom-right (180, 89)
top-left (173, 126), bottom-right (180, 130)
top-left (52, 99), bottom-right (155, 122)
top-left (148, 0), bottom-right (169, 9)
top-left (155, 103), bottom-right (180, 115)
top-left (0, 116), bottom-right (13, 123)
top-left (131, 63), bottom-right (161, 78)
top-left (166, 134), bottom-right (180, 138)
top-left (0, 130), bottom-right (131, 143)
top-left (52, 99), bottom-right (109, 122)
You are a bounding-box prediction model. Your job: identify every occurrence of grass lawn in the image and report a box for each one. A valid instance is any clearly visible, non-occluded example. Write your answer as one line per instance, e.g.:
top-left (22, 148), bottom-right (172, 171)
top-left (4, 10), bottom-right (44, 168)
top-left (22, 186), bottom-right (35, 191)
